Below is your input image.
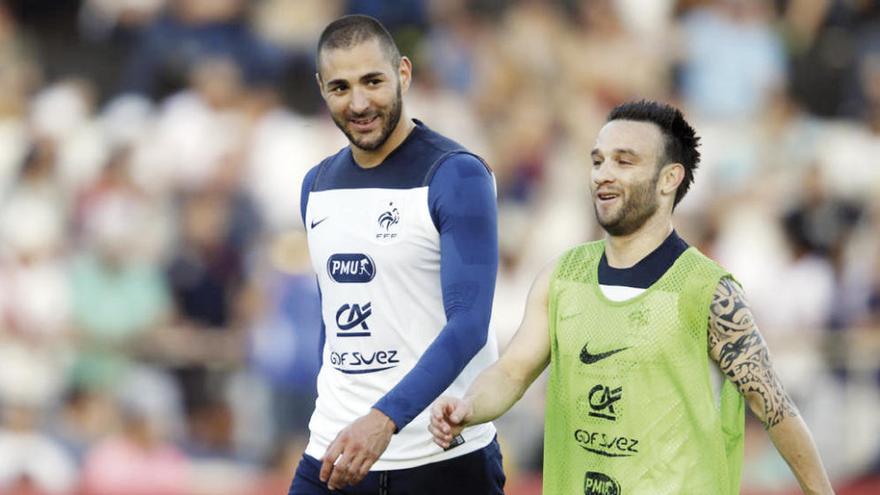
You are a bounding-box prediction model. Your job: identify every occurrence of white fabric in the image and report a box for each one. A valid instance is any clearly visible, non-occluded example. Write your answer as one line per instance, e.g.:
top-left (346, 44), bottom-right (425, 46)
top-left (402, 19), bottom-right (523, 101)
top-left (304, 187), bottom-right (497, 470)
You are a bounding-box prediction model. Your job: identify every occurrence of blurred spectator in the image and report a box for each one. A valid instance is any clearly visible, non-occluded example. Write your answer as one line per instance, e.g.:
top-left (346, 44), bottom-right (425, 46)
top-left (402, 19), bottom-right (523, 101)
top-left (787, 0), bottom-right (880, 118)
top-left (0, 142), bottom-right (70, 341)
top-left (677, 0), bottom-right (786, 120)
top-left (69, 192), bottom-right (171, 388)
top-left (0, 404), bottom-right (77, 495)
top-left (344, 0), bottom-right (429, 37)
top-left (29, 79), bottom-right (110, 200)
top-left (163, 186), bottom-right (257, 433)
top-left (251, 0), bottom-right (341, 52)
top-left (121, 0), bottom-right (284, 100)
top-left (243, 438), bottom-right (308, 495)
top-left (166, 190), bottom-right (246, 330)
top-left (50, 386), bottom-right (122, 464)
top-left (79, 368), bottom-right (188, 495)
top-left (132, 58), bottom-right (248, 194)
top-left (73, 146), bottom-right (169, 261)
top-left (242, 87), bottom-right (343, 233)
top-left (79, 0), bottom-right (167, 41)
top-left (0, 3), bottom-right (40, 194)
top-left (419, 5), bottom-right (480, 94)
top-left (246, 231), bottom-right (321, 440)
top-left (783, 165), bottom-right (863, 262)
top-left (561, 0), bottom-right (670, 108)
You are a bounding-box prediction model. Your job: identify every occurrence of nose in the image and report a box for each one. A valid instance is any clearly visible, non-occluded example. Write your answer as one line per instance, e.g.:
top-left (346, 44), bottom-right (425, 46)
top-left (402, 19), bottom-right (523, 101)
top-left (349, 86), bottom-right (369, 114)
top-left (592, 159), bottom-right (614, 187)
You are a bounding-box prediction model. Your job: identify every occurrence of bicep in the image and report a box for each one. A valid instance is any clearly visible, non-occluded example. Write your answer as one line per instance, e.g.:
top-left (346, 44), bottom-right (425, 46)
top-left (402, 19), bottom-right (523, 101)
top-left (708, 277), bottom-right (798, 428)
top-left (497, 263), bottom-right (553, 386)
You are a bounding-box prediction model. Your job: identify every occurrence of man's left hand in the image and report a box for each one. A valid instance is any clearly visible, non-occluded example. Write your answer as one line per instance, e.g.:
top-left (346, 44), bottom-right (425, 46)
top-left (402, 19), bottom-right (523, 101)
top-left (319, 408), bottom-right (396, 490)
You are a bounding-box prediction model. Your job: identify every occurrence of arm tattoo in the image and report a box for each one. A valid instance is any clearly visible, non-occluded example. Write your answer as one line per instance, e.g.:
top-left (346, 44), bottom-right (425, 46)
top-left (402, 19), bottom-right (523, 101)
top-left (708, 278), bottom-right (799, 428)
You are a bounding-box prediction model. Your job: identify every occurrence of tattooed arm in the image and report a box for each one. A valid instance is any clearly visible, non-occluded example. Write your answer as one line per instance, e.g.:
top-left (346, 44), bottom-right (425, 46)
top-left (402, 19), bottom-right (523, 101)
top-left (708, 278), bottom-right (834, 495)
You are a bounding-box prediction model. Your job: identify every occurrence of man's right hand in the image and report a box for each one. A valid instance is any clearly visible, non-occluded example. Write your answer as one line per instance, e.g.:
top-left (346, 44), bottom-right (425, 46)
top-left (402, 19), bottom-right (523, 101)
top-left (428, 396), bottom-right (472, 449)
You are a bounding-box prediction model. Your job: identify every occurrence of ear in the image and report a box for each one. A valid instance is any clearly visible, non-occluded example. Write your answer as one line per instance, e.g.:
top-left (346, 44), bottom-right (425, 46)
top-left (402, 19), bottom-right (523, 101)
top-left (659, 162), bottom-right (685, 199)
top-left (398, 56), bottom-right (413, 94)
top-left (315, 72), bottom-right (326, 99)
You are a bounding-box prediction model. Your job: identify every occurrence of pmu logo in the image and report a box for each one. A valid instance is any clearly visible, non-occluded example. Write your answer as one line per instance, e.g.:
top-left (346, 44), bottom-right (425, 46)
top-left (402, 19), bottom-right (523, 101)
top-left (573, 429), bottom-right (639, 458)
top-left (328, 254), bottom-right (375, 283)
top-left (584, 471), bottom-right (621, 495)
top-left (588, 384), bottom-right (622, 421)
top-left (376, 202), bottom-right (399, 240)
top-left (335, 303), bottom-right (372, 337)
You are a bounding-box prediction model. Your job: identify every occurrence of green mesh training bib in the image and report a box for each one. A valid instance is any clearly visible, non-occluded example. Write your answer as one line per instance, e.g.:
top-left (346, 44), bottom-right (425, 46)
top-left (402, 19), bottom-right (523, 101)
top-left (543, 241), bottom-right (744, 495)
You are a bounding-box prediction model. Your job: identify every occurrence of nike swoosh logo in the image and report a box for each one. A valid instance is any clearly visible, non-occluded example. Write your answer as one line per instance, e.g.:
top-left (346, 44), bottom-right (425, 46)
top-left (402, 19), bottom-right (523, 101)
top-left (580, 343), bottom-right (628, 365)
top-left (310, 217), bottom-right (328, 229)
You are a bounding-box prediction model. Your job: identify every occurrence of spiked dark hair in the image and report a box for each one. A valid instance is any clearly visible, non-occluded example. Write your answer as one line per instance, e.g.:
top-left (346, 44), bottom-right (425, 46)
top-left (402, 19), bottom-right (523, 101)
top-left (607, 100), bottom-right (701, 207)
top-left (317, 15), bottom-right (401, 73)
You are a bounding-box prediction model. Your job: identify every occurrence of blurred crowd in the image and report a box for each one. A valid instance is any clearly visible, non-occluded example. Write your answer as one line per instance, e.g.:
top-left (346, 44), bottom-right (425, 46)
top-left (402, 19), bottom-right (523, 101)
top-left (0, 0), bottom-right (879, 494)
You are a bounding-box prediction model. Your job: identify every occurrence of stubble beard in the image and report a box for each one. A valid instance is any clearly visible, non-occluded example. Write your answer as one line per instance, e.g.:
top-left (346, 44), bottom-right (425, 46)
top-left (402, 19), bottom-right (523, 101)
top-left (334, 84), bottom-right (403, 152)
top-left (594, 174), bottom-right (660, 237)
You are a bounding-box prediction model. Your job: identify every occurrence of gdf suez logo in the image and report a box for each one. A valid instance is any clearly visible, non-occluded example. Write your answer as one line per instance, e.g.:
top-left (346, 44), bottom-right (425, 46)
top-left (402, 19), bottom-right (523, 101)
top-left (584, 471), bottom-right (621, 495)
top-left (588, 384), bottom-right (622, 421)
top-left (376, 202), bottom-right (399, 240)
top-left (573, 429), bottom-right (639, 458)
top-left (327, 254), bottom-right (375, 283)
top-left (335, 303), bottom-right (372, 337)
top-left (330, 349), bottom-right (399, 374)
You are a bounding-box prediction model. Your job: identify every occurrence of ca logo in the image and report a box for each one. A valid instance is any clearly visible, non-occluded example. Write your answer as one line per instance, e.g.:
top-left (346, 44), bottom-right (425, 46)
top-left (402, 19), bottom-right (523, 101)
top-left (335, 303), bottom-right (372, 337)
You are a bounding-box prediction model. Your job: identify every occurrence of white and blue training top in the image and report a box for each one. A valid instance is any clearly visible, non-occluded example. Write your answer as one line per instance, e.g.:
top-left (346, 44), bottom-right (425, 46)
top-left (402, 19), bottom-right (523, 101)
top-left (300, 120), bottom-right (499, 470)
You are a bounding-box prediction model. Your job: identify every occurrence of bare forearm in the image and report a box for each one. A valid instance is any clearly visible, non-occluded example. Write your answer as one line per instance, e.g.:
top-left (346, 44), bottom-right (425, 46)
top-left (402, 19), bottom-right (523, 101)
top-left (462, 362), bottom-right (534, 426)
top-left (767, 415), bottom-right (834, 495)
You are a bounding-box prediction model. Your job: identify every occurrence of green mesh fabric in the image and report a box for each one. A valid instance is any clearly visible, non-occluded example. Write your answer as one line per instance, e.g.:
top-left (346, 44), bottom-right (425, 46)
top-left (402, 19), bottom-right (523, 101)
top-left (543, 241), bottom-right (744, 495)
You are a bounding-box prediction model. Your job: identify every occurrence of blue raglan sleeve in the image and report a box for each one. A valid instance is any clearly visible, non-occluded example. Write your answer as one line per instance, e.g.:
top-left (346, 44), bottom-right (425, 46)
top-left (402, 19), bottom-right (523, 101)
top-left (300, 165), bottom-right (320, 228)
top-left (372, 153), bottom-right (498, 431)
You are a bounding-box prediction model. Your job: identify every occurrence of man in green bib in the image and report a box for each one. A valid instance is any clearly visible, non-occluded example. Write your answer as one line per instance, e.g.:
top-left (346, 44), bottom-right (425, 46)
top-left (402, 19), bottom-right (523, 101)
top-left (429, 100), bottom-right (834, 494)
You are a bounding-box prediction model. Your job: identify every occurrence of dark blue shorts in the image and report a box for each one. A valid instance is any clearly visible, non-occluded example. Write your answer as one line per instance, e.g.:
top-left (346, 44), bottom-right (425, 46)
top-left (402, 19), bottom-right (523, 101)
top-left (288, 437), bottom-right (505, 495)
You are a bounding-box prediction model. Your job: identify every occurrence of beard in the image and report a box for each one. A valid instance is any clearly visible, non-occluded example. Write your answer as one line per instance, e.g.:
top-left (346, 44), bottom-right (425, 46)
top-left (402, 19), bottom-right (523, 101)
top-left (594, 173), bottom-right (660, 237)
top-left (333, 84), bottom-right (403, 152)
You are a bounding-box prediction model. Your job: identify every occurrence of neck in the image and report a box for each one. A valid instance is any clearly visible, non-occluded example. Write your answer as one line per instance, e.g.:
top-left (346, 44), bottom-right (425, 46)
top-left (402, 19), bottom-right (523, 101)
top-left (351, 111), bottom-right (415, 168)
top-left (604, 209), bottom-right (674, 268)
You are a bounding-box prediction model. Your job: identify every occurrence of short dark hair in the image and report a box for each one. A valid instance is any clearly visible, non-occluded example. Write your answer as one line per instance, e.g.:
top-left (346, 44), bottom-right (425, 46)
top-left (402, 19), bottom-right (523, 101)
top-left (607, 100), bottom-right (701, 206)
top-left (317, 15), bottom-right (401, 73)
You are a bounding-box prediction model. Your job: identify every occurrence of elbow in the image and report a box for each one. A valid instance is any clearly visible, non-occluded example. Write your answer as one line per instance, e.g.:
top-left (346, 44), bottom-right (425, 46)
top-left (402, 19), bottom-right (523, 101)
top-left (466, 320), bottom-right (490, 356)
top-left (452, 315), bottom-right (491, 361)
top-left (744, 392), bottom-right (768, 424)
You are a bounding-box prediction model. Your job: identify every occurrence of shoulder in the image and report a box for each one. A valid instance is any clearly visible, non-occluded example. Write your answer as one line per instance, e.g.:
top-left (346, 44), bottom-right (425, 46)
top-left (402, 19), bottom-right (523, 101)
top-left (556, 241), bottom-right (604, 268)
top-left (301, 163), bottom-right (322, 191)
top-left (414, 122), bottom-right (490, 183)
top-left (676, 247), bottom-right (734, 290)
top-left (427, 152), bottom-right (492, 188)
top-left (415, 122), bottom-right (471, 155)
top-left (307, 147), bottom-right (351, 192)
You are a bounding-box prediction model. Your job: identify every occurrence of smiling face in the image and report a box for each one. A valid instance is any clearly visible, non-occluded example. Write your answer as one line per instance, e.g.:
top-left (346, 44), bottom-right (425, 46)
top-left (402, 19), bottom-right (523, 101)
top-left (590, 120), bottom-right (669, 236)
top-left (317, 38), bottom-right (410, 153)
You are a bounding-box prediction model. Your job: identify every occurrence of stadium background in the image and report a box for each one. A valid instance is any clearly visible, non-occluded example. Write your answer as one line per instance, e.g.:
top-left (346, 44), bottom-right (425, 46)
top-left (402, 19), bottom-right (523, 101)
top-left (0, 0), bottom-right (878, 493)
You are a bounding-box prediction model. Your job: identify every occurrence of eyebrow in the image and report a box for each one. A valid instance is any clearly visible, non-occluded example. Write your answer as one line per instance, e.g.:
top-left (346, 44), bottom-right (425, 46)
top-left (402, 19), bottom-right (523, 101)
top-left (613, 148), bottom-right (639, 156)
top-left (325, 71), bottom-right (387, 88)
top-left (360, 71), bottom-right (386, 81)
top-left (591, 148), bottom-right (640, 156)
top-left (325, 78), bottom-right (348, 88)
